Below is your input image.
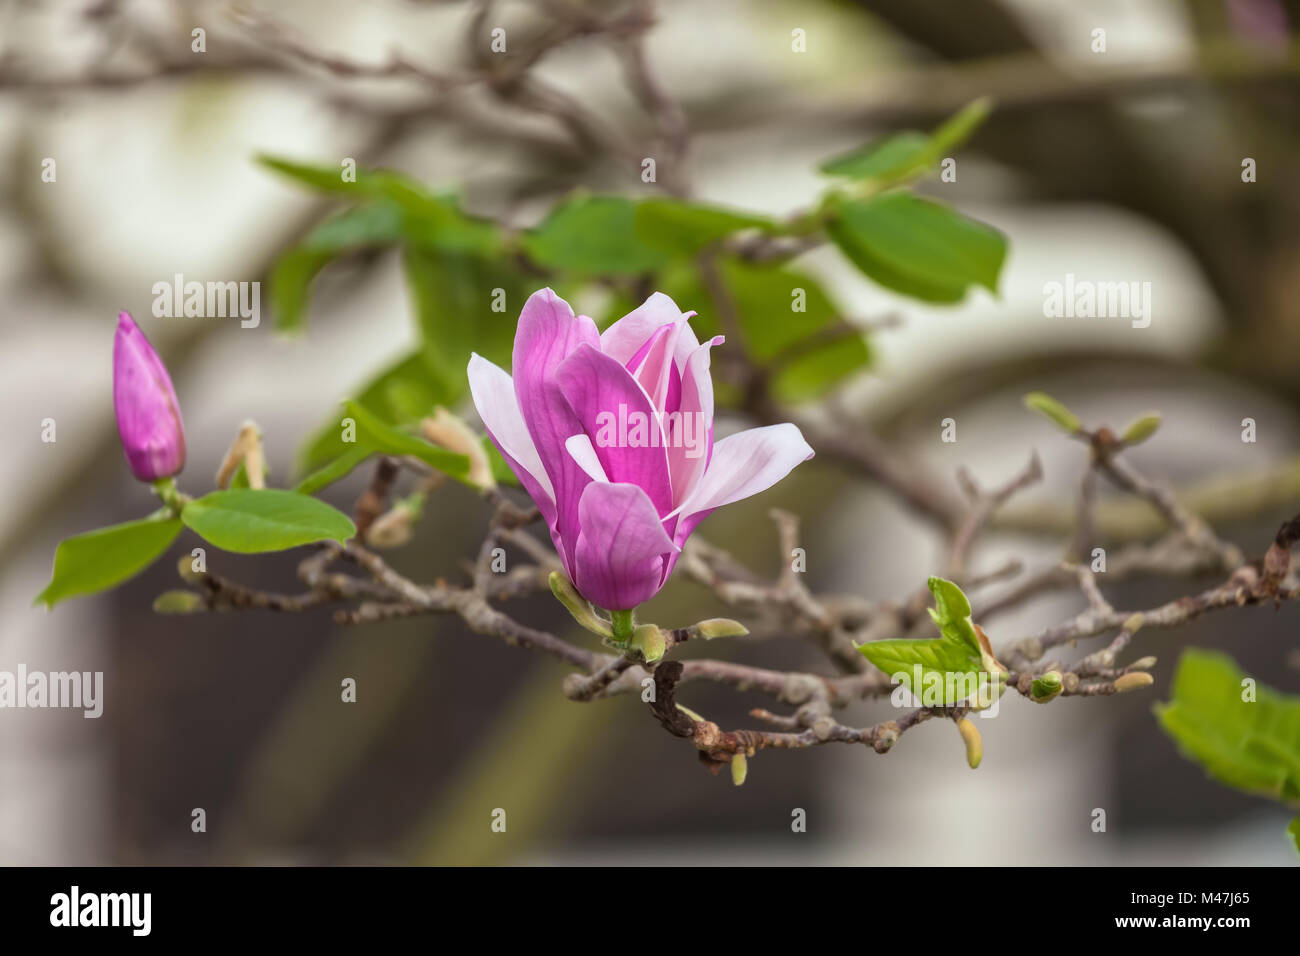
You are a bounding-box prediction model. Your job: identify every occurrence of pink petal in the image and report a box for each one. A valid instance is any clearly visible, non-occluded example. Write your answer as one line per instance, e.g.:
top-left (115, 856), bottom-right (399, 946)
top-left (629, 319), bottom-right (690, 411)
top-left (665, 335), bottom-right (723, 509)
top-left (600, 292), bottom-right (696, 366)
top-left (468, 353), bottom-right (556, 528)
top-left (572, 481), bottom-right (679, 611)
top-left (555, 343), bottom-right (674, 518)
top-left (673, 423), bottom-right (814, 546)
top-left (512, 288), bottom-right (601, 569)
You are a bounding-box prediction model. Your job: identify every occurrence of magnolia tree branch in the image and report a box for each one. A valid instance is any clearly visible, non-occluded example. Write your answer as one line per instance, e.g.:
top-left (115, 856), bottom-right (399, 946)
top-left (162, 423), bottom-right (1300, 772)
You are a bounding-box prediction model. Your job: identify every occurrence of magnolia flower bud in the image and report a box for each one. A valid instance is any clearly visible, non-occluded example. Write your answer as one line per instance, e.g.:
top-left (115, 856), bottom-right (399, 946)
top-left (113, 311), bottom-right (185, 482)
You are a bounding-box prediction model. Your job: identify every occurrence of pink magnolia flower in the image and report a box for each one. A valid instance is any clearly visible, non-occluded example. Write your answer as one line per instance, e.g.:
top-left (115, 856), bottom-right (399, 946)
top-left (113, 311), bottom-right (186, 482)
top-left (468, 288), bottom-right (813, 612)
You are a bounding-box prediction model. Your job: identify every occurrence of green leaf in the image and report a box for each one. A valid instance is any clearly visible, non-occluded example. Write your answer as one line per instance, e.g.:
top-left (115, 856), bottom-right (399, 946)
top-left (523, 194), bottom-right (668, 275)
top-left (403, 246), bottom-right (522, 395)
top-left (820, 132), bottom-right (934, 183)
top-left (259, 156), bottom-right (500, 252)
top-left (928, 97), bottom-right (995, 158)
top-left (260, 156), bottom-right (502, 332)
top-left (298, 351), bottom-right (453, 473)
top-left (1288, 818), bottom-right (1300, 856)
top-left (1155, 649), bottom-right (1300, 808)
top-left (634, 198), bottom-right (774, 255)
top-left (820, 98), bottom-right (992, 186)
top-left (857, 635), bottom-right (983, 700)
top-left (181, 489), bottom-right (355, 554)
top-left (36, 514), bottom-right (183, 607)
top-left (269, 247), bottom-right (335, 335)
top-left (657, 259), bottom-right (871, 403)
top-left (827, 192), bottom-right (1007, 303)
top-left (294, 446), bottom-right (371, 496)
top-left (858, 577), bottom-right (1003, 706)
top-left (340, 400), bottom-right (471, 482)
top-left (926, 574), bottom-right (979, 654)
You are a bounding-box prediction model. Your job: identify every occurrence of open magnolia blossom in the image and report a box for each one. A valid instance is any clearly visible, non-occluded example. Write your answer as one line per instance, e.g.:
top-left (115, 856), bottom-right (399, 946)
top-left (468, 288), bottom-right (814, 613)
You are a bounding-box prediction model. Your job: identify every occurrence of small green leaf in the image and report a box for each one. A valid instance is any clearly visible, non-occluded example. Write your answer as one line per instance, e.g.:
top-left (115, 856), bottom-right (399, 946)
top-left (298, 351), bottom-right (454, 473)
top-left (1121, 412), bottom-right (1162, 447)
top-left (819, 98), bottom-right (992, 185)
top-left (928, 97), bottom-right (994, 158)
top-left (634, 198), bottom-right (774, 255)
top-left (403, 247), bottom-right (521, 395)
top-left (1024, 392), bottom-right (1082, 434)
top-left (1155, 649), bottom-right (1300, 807)
top-left (858, 577), bottom-right (1003, 707)
top-left (820, 132), bottom-right (933, 183)
top-left (657, 259), bottom-right (871, 403)
top-left (36, 514), bottom-right (183, 607)
top-left (856, 636), bottom-right (982, 704)
top-left (294, 447), bottom-right (371, 496)
top-left (1288, 818), bottom-right (1300, 857)
top-left (181, 489), bottom-right (355, 554)
top-left (341, 400), bottom-right (471, 481)
top-left (523, 194), bottom-right (668, 275)
top-left (827, 193), bottom-right (1006, 303)
top-left (926, 575), bottom-right (979, 654)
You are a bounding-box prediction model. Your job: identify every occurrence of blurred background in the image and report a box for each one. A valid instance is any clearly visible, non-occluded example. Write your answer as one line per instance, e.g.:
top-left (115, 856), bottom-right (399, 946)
top-left (1, 0), bottom-right (1299, 865)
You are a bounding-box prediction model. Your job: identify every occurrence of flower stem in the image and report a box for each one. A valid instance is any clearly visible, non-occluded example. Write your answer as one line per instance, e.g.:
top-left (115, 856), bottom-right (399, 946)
top-left (609, 608), bottom-right (636, 643)
top-left (152, 477), bottom-right (189, 516)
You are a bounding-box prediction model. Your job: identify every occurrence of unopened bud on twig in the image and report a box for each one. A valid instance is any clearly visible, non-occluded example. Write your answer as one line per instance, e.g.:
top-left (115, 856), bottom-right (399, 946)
top-left (365, 493), bottom-right (425, 550)
top-left (177, 554), bottom-right (205, 584)
top-left (1113, 671), bottom-right (1155, 694)
top-left (630, 624), bottom-right (667, 663)
top-left (1129, 656), bottom-right (1157, 671)
top-left (1024, 391), bottom-right (1081, 435)
top-left (1120, 412), bottom-right (1161, 447)
top-left (1031, 670), bottom-right (1063, 703)
top-left (693, 618), bottom-right (749, 640)
top-left (731, 753), bottom-right (748, 787)
top-left (215, 420), bottom-right (266, 489)
top-left (423, 407), bottom-right (495, 489)
top-left (153, 590), bottom-right (206, 614)
top-left (957, 717), bottom-right (982, 768)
